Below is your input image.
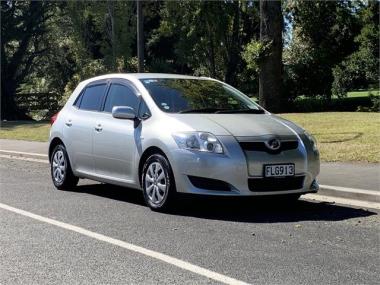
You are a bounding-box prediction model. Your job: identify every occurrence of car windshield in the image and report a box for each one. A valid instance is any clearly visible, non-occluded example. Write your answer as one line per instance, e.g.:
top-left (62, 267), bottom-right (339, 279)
top-left (140, 78), bottom-right (263, 114)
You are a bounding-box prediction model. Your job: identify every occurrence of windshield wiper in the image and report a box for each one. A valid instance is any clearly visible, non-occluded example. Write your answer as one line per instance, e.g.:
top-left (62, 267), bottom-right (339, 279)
top-left (179, 108), bottom-right (229, 114)
top-left (215, 108), bottom-right (265, 114)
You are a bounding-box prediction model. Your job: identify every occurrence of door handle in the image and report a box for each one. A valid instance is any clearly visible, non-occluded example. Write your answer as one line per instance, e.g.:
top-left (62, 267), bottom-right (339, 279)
top-left (65, 120), bottom-right (72, 127)
top-left (95, 124), bottom-right (103, 132)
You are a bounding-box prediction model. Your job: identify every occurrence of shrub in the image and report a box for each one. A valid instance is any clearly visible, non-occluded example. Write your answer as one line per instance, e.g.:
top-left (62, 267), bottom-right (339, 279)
top-left (288, 96), bottom-right (374, 113)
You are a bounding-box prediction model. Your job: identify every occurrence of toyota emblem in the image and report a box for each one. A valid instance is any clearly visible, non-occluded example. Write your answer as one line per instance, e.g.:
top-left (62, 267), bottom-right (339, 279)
top-left (265, 138), bottom-right (281, 151)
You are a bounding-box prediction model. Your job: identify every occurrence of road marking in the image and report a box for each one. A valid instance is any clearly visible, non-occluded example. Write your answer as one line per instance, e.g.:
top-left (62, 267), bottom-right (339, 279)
top-left (0, 154), bottom-right (49, 164)
top-left (320, 184), bottom-right (380, 196)
top-left (303, 194), bottom-right (380, 210)
top-left (0, 149), bottom-right (48, 157)
top-left (0, 202), bottom-right (250, 285)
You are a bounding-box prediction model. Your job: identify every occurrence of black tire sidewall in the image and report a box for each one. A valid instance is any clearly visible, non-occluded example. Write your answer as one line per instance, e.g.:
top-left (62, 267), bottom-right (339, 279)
top-left (142, 154), bottom-right (175, 210)
top-left (50, 144), bottom-right (77, 189)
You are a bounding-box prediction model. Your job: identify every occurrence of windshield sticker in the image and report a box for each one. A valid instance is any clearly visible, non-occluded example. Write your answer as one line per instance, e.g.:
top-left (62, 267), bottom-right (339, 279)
top-left (143, 79), bottom-right (158, 84)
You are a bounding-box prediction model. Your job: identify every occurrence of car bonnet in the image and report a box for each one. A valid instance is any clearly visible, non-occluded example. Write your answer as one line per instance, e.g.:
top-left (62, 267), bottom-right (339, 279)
top-left (170, 113), bottom-right (300, 137)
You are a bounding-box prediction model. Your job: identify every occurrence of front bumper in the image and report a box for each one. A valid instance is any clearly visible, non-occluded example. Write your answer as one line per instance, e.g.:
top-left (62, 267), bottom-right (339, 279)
top-left (169, 135), bottom-right (320, 196)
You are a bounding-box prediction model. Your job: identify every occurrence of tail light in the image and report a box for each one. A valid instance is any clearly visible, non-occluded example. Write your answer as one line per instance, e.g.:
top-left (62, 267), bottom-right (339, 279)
top-left (50, 112), bottom-right (60, 125)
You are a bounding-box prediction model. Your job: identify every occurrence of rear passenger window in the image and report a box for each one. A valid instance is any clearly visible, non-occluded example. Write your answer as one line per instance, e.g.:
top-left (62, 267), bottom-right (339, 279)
top-left (104, 84), bottom-right (139, 113)
top-left (79, 84), bottom-right (107, 111)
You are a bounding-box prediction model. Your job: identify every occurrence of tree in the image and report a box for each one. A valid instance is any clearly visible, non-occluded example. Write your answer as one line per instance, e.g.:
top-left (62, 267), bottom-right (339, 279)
top-left (284, 0), bottom-right (361, 99)
top-left (60, 1), bottom-right (136, 99)
top-left (1, 0), bottom-right (53, 120)
top-left (258, 0), bottom-right (283, 112)
top-left (332, 1), bottom-right (379, 97)
top-left (149, 1), bottom-right (259, 88)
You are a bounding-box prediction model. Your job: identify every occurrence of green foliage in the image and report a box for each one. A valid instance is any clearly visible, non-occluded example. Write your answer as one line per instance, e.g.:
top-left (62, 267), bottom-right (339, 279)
top-left (369, 94), bottom-right (380, 112)
top-left (288, 95), bottom-right (374, 113)
top-left (1, 0), bottom-right (55, 119)
top-left (284, 0), bottom-right (362, 99)
top-left (62, 59), bottom-right (108, 104)
top-left (149, 0), bottom-right (260, 89)
top-left (242, 39), bottom-right (269, 72)
top-left (332, 1), bottom-right (379, 98)
top-left (1, 0), bottom-right (379, 119)
top-left (357, 93), bottom-right (380, 112)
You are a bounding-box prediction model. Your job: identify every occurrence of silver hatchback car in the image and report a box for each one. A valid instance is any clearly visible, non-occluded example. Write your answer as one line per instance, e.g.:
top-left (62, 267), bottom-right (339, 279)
top-left (49, 73), bottom-right (320, 210)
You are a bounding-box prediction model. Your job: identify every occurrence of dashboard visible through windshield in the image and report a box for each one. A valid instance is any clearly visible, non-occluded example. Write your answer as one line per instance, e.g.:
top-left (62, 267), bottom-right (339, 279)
top-left (140, 78), bottom-right (263, 114)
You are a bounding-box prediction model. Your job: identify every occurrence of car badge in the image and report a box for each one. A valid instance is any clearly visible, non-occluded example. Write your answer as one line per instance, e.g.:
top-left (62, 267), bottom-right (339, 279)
top-left (265, 138), bottom-right (281, 151)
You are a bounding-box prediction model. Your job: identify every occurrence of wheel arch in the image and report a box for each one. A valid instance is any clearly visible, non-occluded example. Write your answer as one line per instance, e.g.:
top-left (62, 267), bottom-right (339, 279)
top-left (49, 137), bottom-right (65, 160)
top-left (138, 146), bottom-right (168, 187)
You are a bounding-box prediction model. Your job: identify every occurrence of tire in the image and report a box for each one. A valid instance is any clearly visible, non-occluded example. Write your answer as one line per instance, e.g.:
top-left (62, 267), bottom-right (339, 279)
top-left (142, 154), bottom-right (176, 211)
top-left (50, 144), bottom-right (79, 190)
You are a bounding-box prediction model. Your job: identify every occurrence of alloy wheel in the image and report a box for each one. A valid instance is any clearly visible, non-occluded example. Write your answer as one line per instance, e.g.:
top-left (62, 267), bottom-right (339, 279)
top-left (144, 162), bottom-right (167, 204)
top-left (52, 150), bottom-right (66, 184)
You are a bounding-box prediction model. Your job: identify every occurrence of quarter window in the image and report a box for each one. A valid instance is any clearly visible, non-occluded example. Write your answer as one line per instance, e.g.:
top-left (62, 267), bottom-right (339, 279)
top-left (138, 99), bottom-right (151, 119)
top-left (79, 84), bottom-right (107, 111)
top-left (104, 84), bottom-right (139, 113)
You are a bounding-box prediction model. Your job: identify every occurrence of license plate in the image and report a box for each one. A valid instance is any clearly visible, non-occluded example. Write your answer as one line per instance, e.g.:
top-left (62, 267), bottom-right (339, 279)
top-left (264, 164), bottom-right (295, 177)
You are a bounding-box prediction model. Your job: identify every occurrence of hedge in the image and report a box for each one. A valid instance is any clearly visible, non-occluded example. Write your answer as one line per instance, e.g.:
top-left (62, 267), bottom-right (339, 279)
top-left (286, 96), bottom-right (375, 113)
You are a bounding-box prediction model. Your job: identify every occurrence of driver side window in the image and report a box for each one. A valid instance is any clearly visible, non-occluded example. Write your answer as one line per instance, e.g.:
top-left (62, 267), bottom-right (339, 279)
top-left (104, 83), bottom-right (139, 113)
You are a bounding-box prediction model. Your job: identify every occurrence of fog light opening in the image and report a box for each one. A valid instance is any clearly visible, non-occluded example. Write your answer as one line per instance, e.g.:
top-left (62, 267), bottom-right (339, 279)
top-left (310, 180), bottom-right (319, 192)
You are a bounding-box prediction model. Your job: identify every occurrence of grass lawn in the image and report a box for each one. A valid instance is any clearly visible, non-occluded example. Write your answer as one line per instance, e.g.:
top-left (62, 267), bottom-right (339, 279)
top-left (0, 121), bottom-right (50, 142)
top-left (281, 112), bottom-right (380, 163)
top-left (347, 90), bottom-right (379, 98)
top-left (1, 112), bottom-right (379, 162)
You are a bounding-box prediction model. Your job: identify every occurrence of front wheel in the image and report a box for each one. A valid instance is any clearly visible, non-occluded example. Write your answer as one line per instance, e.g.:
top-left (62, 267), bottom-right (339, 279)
top-left (142, 154), bottom-right (176, 211)
top-left (50, 144), bottom-right (79, 190)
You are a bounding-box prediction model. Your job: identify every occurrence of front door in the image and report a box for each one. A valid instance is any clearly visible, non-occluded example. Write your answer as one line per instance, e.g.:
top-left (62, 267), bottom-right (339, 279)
top-left (93, 81), bottom-right (141, 182)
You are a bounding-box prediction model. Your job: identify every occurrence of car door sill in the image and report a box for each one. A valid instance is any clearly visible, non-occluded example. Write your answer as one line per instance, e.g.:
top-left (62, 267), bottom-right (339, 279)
top-left (75, 170), bottom-right (140, 190)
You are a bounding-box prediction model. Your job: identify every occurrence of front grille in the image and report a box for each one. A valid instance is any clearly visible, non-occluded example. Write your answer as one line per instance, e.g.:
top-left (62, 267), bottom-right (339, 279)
top-left (188, 176), bottom-right (231, 191)
top-left (239, 141), bottom-right (298, 154)
top-left (248, 176), bottom-right (305, 192)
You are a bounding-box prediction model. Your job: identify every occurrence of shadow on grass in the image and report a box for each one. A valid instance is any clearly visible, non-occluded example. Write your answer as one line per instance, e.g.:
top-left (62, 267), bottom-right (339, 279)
top-left (73, 183), bottom-right (376, 224)
top-left (314, 132), bottom-right (363, 143)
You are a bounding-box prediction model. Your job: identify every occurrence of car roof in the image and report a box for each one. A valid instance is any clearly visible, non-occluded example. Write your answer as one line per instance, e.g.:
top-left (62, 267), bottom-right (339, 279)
top-left (80, 73), bottom-right (204, 85)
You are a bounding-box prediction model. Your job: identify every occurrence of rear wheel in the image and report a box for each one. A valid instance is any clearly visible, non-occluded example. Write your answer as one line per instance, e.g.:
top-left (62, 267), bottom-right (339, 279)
top-left (50, 144), bottom-right (79, 190)
top-left (142, 154), bottom-right (176, 211)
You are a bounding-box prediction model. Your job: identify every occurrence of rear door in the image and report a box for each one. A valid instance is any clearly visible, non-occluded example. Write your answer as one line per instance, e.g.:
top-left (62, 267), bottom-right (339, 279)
top-left (93, 79), bottom-right (141, 182)
top-left (63, 80), bottom-right (108, 174)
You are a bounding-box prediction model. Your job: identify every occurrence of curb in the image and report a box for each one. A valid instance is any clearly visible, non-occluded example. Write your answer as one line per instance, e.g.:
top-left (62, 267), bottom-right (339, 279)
top-left (318, 184), bottom-right (380, 203)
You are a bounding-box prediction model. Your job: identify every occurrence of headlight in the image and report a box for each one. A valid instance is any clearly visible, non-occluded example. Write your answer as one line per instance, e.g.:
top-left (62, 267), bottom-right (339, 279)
top-left (172, 132), bottom-right (224, 154)
top-left (304, 131), bottom-right (318, 152)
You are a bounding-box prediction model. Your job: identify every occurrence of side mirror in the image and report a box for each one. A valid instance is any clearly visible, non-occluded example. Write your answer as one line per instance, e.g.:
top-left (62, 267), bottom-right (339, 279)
top-left (112, 106), bottom-right (136, 120)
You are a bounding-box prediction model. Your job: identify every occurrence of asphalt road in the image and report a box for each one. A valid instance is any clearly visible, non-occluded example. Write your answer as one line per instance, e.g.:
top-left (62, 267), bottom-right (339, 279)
top-left (1, 157), bottom-right (379, 284)
top-left (319, 162), bottom-right (380, 191)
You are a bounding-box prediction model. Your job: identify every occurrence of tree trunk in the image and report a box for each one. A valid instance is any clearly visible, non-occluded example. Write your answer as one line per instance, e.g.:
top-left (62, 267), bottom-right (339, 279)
top-left (224, 0), bottom-right (240, 86)
top-left (107, 0), bottom-right (116, 70)
top-left (259, 0), bottom-right (283, 112)
top-left (137, 0), bottom-right (144, 72)
top-left (1, 78), bottom-right (30, 120)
